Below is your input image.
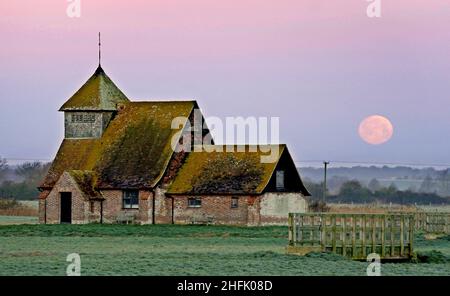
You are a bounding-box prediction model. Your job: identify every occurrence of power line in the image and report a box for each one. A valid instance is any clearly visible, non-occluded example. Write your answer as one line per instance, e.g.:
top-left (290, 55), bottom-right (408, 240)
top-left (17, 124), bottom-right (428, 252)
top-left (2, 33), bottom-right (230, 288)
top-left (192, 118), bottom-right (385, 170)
top-left (294, 160), bottom-right (450, 168)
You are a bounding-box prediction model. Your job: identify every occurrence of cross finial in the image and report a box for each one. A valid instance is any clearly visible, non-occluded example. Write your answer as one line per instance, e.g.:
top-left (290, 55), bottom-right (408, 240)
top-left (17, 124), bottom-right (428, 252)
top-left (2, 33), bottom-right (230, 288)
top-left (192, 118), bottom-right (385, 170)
top-left (98, 32), bottom-right (101, 66)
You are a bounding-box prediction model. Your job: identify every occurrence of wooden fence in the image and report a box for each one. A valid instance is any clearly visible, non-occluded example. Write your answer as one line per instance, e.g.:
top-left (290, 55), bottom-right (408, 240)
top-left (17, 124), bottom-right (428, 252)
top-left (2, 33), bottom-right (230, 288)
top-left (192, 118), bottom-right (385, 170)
top-left (287, 213), bottom-right (415, 260)
top-left (415, 212), bottom-right (450, 234)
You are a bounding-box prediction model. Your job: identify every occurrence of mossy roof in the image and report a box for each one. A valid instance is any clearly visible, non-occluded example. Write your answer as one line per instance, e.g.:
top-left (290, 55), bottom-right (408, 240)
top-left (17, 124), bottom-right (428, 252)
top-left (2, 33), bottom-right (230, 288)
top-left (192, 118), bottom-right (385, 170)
top-left (59, 66), bottom-right (129, 111)
top-left (41, 101), bottom-right (196, 189)
top-left (167, 145), bottom-right (286, 195)
top-left (41, 139), bottom-right (98, 188)
top-left (68, 170), bottom-right (102, 199)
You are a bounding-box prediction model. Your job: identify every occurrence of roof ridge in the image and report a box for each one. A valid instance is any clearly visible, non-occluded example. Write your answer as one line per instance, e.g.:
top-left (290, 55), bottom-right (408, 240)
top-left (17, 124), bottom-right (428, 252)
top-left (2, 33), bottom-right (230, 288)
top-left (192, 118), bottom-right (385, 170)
top-left (127, 100), bottom-right (197, 103)
top-left (196, 144), bottom-right (287, 148)
top-left (257, 145), bottom-right (286, 193)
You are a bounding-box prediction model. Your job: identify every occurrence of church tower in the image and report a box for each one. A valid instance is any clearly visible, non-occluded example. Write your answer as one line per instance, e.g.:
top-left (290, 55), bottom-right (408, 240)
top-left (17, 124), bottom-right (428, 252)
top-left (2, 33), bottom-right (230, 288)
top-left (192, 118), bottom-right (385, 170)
top-left (59, 34), bottom-right (129, 139)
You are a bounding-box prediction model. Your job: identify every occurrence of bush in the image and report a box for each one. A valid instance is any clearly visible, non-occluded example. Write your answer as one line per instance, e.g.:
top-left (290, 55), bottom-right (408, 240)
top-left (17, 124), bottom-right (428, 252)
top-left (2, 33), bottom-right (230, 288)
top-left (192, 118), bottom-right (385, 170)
top-left (0, 198), bottom-right (37, 216)
top-left (0, 199), bottom-right (19, 210)
top-left (415, 250), bottom-right (450, 264)
top-left (308, 200), bottom-right (330, 212)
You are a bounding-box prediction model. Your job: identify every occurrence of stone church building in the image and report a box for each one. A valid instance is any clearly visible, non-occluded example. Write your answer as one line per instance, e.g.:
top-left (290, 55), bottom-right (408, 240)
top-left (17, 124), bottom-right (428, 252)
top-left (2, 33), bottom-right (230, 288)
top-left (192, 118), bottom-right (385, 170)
top-left (38, 64), bottom-right (310, 225)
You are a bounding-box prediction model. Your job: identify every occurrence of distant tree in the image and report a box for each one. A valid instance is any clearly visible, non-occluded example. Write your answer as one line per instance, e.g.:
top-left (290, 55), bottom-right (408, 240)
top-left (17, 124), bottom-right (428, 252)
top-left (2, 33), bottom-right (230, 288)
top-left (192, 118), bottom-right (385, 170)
top-left (388, 182), bottom-right (398, 191)
top-left (0, 157), bottom-right (8, 182)
top-left (368, 178), bottom-right (381, 193)
top-left (375, 182), bottom-right (398, 197)
top-left (0, 157), bottom-right (7, 170)
top-left (327, 176), bottom-right (349, 194)
top-left (0, 161), bottom-right (51, 200)
top-left (16, 162), bottom-right (41, 180)
top-left (0, 180), bottom-right (40, 200)
top-left (303, 181), bottom-right (324, 201)
top-left (338, 180), bottom-right (371, 200)
top-left (407, 184), bottom-right (417, 192)
top-left (15, 162), bottom-right (50, 185)
top-left (437, 169), bottom-right (450, 196)
top-left (419, 175), bottom-right (435, 194)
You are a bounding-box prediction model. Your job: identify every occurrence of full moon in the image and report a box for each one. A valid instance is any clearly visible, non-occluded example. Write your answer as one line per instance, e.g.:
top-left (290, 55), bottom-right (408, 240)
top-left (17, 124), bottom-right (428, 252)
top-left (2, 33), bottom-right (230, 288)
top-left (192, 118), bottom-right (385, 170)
top-left (358, 115), bottom-right (394, 145)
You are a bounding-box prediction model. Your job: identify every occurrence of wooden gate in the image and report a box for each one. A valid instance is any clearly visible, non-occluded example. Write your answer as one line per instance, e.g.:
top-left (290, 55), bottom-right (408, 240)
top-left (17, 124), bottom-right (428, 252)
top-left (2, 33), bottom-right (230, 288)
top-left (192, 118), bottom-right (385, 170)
top-left (287, 213), bottom-right (414, 260)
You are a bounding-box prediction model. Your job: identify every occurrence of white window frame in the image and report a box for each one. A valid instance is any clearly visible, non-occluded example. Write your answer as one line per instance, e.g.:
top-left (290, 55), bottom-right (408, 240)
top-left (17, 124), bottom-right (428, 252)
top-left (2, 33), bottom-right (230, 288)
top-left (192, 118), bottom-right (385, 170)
top-left (188, 197), bottom-right (202, 208)
top-left (123, 190), bottom-right (139, 209)
top-left (276, 170), bottom-right (285, 190)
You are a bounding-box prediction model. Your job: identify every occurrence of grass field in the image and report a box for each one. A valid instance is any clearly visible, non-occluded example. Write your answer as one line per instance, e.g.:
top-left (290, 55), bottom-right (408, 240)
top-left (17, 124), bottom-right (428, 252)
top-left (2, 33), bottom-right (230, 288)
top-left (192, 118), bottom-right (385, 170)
top-left (0, 215), bottom-right (38, 225)
top-left (0, 224), bottom-right (449, 276)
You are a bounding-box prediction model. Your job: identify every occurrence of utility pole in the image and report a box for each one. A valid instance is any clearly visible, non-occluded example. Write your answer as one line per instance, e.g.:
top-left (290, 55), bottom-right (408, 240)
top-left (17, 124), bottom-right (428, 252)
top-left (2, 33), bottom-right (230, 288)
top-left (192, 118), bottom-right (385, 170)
top-left (323, 161), bottom-right (329, 202)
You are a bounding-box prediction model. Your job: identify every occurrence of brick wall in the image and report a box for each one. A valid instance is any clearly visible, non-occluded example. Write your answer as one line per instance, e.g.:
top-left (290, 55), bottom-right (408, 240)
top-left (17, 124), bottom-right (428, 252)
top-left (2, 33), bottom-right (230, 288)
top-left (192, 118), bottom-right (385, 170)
top-left (88, 200), bottom-right (101, 223)
top-left (139, 190), bottom-right (152, 224)
top-left (38, 190), bottom-right (50, 223)
top-left (100, 189), bottom-right (153, 224)
top-left (247, 196), bottom-right (261, 226)
top-left (41, 181), bottom-right (306, 225)
top-left (44, 172), bottom-right (87, 224)
top-left (154, 188), bottom-right (172, 224)
top-left (172, 195), bottom-right (250, 225)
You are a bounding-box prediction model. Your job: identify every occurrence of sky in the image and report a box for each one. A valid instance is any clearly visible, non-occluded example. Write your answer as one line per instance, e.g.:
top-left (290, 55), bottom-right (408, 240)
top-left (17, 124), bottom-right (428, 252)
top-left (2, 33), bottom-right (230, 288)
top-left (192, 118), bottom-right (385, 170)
top-left (0, 0), bottom-right (450, 167)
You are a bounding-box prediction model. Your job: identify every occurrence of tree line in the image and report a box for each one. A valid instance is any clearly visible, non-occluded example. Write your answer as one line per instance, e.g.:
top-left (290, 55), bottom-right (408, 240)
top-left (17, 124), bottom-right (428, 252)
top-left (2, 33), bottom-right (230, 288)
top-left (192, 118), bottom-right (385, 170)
top-left (300, 166), bottom-right (450, 197)
top-left (0, 157), bottom-right (50, 200)
top-left (305, 179), bottom-right (450, 205)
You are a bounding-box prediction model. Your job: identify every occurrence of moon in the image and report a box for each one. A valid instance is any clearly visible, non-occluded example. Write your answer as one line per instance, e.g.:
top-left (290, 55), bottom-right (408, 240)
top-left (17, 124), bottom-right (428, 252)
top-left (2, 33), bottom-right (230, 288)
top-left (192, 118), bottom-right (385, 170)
top-left (358, 115), bottom-right (394, 145)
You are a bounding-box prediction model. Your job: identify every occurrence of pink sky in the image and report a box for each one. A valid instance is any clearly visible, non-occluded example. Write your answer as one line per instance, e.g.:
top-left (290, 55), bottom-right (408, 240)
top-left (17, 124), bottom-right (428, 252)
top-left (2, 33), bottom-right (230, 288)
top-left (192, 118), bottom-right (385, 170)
top-left (1, 0), bottom-right (450, 165)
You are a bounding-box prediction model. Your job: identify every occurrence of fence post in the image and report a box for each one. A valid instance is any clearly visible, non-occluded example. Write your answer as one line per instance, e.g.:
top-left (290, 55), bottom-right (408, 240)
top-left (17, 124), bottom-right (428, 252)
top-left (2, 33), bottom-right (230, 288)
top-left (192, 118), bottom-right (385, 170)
top-left (321, 215), bottom-right (326, 250)
top-left (400, 215), bottom-right (405, 257)
top-left (352, 215), bottom-right (356, 258)
top-left (299, 214), bottom-right (303, 245)
top-left (371, 215), bottom-right (376, 254)
top-left (390, 215), bottom-right (395, 257)
top-left (289, 213), bottom-right (296, 246)
top-left (446, 214), bottom-right (449, 234)
top-left (332, 215), bottom-right (337, 253)
top-left (342, 215), bottom-right (346, 257)
top-left (362, 215), bottom-right (367, 257)
top-left (381, 215), bottom-right (386, 258)
top-left (409, 215), bottom-right (414, 257)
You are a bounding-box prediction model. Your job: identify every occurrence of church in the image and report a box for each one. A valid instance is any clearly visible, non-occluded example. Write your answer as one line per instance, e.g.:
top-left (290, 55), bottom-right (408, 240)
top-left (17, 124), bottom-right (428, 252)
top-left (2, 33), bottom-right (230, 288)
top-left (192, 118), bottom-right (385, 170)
top-left (38, 61), bottom-right (310, 225)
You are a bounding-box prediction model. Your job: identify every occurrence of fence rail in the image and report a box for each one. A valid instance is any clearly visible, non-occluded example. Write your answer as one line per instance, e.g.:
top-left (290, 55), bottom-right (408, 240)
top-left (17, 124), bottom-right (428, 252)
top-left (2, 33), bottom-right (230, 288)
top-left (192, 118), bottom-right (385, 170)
top-left (287, 213), bottom-right (414, 260)
top-left (415, 212), bottom-right (450, 234)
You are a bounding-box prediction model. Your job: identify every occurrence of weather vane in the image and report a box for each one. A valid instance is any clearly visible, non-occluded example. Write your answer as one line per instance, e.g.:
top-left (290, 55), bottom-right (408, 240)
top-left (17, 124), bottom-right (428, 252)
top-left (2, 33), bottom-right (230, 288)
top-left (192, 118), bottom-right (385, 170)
top-left (98, 32), bottom-right (101, 66)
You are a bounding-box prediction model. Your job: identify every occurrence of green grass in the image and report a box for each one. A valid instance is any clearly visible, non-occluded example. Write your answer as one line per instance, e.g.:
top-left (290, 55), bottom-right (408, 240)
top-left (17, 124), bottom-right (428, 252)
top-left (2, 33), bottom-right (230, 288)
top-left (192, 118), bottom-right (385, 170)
top-left (0, 215), bottom-right (38, 225)
top-left (0, 224), bottom-right (449, 276)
